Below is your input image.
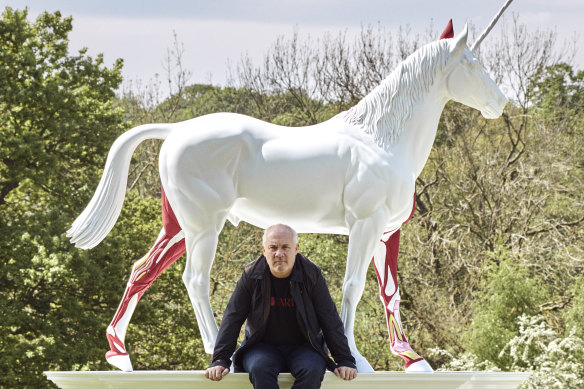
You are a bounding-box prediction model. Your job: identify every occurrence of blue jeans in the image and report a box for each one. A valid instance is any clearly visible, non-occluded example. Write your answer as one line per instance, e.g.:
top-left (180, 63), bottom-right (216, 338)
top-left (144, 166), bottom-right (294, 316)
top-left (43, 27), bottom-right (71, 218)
top-left (242, 342), bottom-right (327, 389)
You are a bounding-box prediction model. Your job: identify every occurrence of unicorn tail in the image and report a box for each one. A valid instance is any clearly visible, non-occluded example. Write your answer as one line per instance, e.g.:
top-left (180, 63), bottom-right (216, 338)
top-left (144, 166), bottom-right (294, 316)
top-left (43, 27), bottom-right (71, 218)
top-left (67, 124), bottom-right (173, 249)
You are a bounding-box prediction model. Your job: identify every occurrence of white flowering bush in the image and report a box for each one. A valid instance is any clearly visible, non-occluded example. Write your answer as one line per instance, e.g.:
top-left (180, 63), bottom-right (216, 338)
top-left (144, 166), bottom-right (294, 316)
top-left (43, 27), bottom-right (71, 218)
top-left (503, 315), bottom-right (584, 389)
top-left (429, 348), bottom-right (500, 371)
top-left (430, 315), bottom-right (584, 389)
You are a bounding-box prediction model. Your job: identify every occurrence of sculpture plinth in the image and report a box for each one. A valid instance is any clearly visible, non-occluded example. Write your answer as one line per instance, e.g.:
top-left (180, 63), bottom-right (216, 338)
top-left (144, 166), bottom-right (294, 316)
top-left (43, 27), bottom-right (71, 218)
top-left (45, 371), bottom-right (530, 389)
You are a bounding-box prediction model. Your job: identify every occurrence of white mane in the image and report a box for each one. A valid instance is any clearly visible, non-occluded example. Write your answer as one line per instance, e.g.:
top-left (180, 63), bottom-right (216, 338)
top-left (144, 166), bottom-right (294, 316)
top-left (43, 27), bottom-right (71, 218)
top-left (337, 40), bottom-right (451, 149)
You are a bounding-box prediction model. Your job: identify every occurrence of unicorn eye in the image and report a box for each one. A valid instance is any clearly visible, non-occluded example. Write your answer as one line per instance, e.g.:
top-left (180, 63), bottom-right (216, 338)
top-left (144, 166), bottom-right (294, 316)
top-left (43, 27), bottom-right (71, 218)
top-left (464, 56), bottom-right (481, 70)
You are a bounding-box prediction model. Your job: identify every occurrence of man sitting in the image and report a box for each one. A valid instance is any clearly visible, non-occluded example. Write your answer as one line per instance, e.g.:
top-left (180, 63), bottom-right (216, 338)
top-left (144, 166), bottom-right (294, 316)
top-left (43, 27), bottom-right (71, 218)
top-left (205, 224), bottom-right (357, 388)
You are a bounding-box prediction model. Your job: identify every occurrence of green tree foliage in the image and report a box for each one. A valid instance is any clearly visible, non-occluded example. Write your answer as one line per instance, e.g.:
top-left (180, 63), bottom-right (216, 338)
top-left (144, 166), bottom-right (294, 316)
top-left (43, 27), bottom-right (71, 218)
top-left (564, 277), bottom-right (584, 339)
top-left (0, 7), bottom-right (130, 387)
top-left (465, 258), bottom-right (542, 367)
top-left (531, 63), bottom-right (584, 124)
top-left (0, 8), bottom-right (124, 207)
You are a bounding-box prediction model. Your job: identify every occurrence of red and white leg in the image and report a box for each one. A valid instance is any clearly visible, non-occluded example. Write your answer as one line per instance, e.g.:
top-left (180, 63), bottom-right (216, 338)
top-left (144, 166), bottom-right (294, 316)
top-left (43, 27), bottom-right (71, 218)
top-left (105, 188), bottom-right (186, 371)
top-left (372, 229), bottom-right (433, 372)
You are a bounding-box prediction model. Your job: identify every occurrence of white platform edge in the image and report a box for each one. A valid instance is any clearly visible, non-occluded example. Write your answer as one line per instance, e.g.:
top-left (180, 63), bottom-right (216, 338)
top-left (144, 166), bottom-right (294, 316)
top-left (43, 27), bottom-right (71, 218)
top-left (44, 370), bottom-right (531, 389)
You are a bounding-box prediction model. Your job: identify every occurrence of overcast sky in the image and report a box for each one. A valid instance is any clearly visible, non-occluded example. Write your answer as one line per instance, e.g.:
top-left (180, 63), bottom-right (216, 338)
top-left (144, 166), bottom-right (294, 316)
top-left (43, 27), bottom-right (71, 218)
top-left (8, 1), bottom-right (584, 90)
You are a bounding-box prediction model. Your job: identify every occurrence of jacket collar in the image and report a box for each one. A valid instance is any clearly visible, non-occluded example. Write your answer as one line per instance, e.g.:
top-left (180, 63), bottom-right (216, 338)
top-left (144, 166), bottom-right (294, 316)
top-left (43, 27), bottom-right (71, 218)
top-left (249, 254), bottom-right (305, 283)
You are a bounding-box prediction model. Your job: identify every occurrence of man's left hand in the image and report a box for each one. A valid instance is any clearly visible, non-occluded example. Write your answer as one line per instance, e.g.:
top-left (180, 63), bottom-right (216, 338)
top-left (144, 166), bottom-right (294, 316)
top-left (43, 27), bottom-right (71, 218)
top-left (334, 366), bottom-right (357, 380)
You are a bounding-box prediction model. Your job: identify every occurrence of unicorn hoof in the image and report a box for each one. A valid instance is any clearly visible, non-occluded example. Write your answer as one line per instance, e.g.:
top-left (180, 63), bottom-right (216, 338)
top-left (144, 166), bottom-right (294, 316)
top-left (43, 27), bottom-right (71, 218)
top-left (106, 351), bottom-right (133, 372)
top-left (355, 355), bottom-right (375, 373)
top-left (405, 359), bottom-right (433, 373)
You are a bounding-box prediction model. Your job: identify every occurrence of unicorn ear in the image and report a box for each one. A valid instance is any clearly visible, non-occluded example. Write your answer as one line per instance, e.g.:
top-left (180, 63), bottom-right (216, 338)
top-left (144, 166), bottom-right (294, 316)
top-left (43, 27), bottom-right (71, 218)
top-left (450, 23), bottom-right (468, 55)
top-left (440, 19), bottom-right (454, 39)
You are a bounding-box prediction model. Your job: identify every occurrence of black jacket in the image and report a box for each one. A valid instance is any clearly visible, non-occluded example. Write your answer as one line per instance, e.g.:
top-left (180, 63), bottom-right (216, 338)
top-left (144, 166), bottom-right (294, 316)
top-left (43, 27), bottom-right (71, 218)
top-left (211, 253), bottom-right (356, 372)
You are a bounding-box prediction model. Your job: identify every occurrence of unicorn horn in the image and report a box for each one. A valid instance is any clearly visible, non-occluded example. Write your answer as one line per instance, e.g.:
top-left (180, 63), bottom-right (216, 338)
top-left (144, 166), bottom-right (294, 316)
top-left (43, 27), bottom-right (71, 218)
top-left (470, 0), bottom-right (514, 52)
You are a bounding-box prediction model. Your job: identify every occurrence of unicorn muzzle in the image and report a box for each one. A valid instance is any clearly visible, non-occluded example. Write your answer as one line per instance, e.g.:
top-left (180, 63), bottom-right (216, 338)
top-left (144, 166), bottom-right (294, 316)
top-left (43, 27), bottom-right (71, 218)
top-left (481, 95), bottom-right (507, 119)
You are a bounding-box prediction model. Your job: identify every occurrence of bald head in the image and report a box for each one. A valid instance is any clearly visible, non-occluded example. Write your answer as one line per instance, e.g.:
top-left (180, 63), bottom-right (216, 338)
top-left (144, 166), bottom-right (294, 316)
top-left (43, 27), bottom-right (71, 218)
top-left (262, 224), bottom-right (298, 245)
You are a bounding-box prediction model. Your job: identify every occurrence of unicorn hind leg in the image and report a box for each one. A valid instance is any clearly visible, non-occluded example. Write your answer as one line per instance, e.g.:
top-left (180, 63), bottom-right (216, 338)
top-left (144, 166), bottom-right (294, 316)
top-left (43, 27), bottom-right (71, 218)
top-left (181, 225), bottom-right (224, 354)
top-left (105, 188), bottom-right (185, 371)
top-left (372, 230), bottom-right (433, 372)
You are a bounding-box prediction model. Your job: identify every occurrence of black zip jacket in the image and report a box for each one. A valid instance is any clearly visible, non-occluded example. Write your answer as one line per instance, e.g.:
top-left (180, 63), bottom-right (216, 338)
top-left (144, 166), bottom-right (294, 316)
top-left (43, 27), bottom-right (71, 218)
top-left (210, 253), bottom-right (356, 372)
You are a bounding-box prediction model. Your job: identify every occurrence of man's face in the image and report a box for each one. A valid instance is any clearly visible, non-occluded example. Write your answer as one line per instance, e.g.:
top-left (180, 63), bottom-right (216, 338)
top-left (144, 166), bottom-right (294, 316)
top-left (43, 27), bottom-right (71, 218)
top-left (262, 226), bottom-right (298, 278)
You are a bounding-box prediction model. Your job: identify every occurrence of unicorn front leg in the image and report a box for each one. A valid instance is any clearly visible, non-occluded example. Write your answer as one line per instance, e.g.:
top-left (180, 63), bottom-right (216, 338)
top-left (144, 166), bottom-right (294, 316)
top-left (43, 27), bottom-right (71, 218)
top-left (341, 210), bottom-right (388, 373)
top-left (372, 229), bottom-right (433, 372)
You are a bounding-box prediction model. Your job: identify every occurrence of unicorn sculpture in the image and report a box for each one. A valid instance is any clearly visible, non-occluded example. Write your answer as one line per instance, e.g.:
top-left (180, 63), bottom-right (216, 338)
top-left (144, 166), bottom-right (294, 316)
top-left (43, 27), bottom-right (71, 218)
top-left (68, 12), bottom-right (509, 373)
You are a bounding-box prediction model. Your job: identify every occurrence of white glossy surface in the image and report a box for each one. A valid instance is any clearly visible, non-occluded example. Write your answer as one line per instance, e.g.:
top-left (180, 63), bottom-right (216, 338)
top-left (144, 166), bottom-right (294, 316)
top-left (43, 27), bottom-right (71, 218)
top-left (45, 371), bottom-right (530, 389)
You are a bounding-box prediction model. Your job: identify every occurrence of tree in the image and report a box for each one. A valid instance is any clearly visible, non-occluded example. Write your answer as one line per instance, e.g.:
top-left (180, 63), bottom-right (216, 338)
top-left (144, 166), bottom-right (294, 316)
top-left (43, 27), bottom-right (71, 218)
top-left (0, 8), bottom-right (128, 387)
top-left (530, 63), bottom-right (584, 131)
top-left (0, 8), bottom-right (124, 207)
top-left (234, 25), bottom-right (434, 123)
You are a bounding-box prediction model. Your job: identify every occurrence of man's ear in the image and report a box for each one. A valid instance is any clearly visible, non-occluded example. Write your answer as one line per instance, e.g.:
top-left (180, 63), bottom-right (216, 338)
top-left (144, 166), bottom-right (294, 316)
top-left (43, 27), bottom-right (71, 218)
top-left (262, 245), bottom-right (266, 255)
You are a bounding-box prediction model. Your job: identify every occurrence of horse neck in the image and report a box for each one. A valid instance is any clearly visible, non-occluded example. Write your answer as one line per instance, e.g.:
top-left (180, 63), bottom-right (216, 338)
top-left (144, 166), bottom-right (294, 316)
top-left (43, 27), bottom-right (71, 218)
top-left (337, 40), bottom-right (451, 177)
top-left (389, 85), bottom-right (448, 177)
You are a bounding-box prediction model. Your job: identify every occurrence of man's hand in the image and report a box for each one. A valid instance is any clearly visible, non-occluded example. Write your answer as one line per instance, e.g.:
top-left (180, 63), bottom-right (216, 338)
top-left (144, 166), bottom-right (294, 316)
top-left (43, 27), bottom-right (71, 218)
top-left (205, 366), bottom-right (229, 381)
top-left (334, 366), bottom-right (357, 380)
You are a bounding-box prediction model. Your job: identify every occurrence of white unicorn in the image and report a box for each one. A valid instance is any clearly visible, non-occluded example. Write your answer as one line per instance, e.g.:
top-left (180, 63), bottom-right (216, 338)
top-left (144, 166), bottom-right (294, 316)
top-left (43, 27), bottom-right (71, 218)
top-left (68, 19), bottom-right (507, 373)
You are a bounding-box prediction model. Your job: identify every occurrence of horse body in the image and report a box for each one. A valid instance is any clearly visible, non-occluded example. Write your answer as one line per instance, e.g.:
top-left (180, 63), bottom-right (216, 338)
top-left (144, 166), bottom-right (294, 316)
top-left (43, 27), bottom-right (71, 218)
top-left (161, 113), bottom-right (414, 236)
top-left (68, 25), bottom-right (507, 373)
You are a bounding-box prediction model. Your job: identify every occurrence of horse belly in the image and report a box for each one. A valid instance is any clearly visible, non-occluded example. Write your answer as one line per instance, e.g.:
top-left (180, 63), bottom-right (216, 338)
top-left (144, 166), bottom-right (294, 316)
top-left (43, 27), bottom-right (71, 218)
top-left (231, 158), bottom-right (349, 234)
top-left (229, 201), bottom-right (348, 234)
top-left (161, 114), bottom-right (351, 234)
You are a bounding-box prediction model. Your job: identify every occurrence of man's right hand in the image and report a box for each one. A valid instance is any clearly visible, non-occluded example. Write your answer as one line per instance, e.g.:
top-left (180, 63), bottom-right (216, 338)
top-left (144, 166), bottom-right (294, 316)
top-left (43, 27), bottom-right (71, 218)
top-left (205, 365), bottom-right (229, 381)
